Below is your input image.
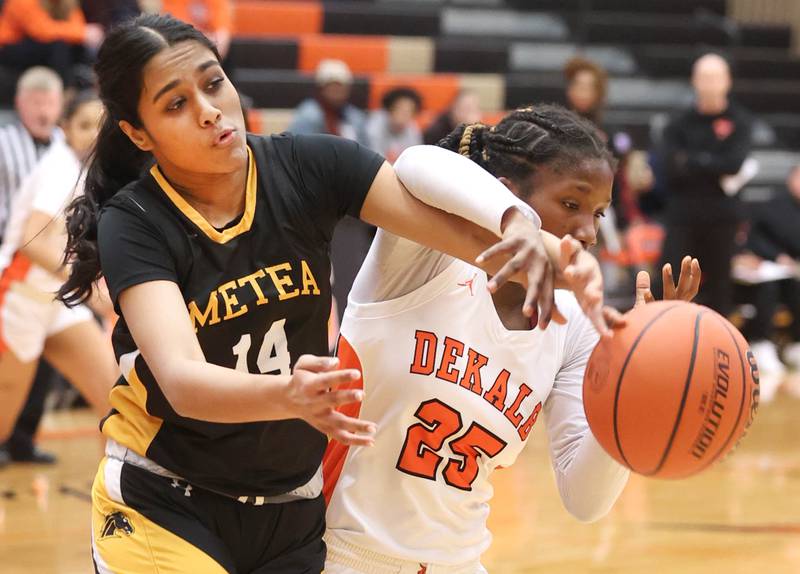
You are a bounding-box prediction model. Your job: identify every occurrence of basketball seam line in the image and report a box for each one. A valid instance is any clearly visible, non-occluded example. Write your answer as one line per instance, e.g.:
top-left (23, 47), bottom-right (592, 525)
top-left (694, 316), bottom-right (748, 473)
top-left (612, 304), bottom-right (681, 472)
top-left (649, 310), bottom-right (705, 476)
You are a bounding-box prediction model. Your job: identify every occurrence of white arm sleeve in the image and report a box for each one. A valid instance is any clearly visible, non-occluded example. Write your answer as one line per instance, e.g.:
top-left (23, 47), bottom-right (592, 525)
top-left (544, 303), bottom-right (630, 522)
top-left (351, 145), bottom-right (544, 304)
top-left (393, 145), bottom-right (540, 236)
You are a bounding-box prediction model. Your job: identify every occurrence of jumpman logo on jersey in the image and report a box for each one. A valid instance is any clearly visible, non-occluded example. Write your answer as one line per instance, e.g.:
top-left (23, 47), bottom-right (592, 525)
top-left (458, 273), bottom-right (478, 296)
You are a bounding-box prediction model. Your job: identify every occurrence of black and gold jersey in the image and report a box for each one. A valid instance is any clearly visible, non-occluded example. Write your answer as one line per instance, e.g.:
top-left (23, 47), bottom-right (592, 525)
top-left (97, 133), bottom-right (383, 497)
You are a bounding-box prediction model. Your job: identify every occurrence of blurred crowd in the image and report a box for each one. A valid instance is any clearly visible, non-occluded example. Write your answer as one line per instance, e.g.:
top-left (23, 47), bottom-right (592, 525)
top-left (287, 50), bottom-right (800, 405)
top-left (1, 0), bottom-right (799, 468)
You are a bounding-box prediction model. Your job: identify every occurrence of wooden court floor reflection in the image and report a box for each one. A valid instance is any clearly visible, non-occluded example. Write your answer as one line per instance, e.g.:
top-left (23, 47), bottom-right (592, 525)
top-left (483, 391), bottom-right (800, 573)
top-left (1, 394), bottom-right (798, 573)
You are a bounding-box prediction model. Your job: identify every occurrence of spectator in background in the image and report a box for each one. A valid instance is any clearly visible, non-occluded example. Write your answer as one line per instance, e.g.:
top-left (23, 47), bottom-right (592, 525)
top-left (0, 90), bottom-right (115, 449)
top-left (563, 56), bottom-right (640, 191)
top-left (564, 56), bottom-right (608, 130)
top-left (289, 59), bottom-right (368, 145)
top-left (1, 68), bottom-right (64, 271)
top-left (742, 165), bottom-right (800, 384)
top-left (563, 56), bottom-right (644, 294)
top-left (158, 0), bottom-right (232, 59)
top-left (366, 87), bottom-right (422, 164)
top-left (0, 0), bottom-right (104, 88)
top-left (423, 89), bottom-right (481, 145)
top-left (0, 67), bottom-right (64, 467)
top-left (289, 60), bottom-right (370, 326)
top-left (657, 53), bottom-right (753, 316)
top-left (614, 150), bottom-right (655, 228)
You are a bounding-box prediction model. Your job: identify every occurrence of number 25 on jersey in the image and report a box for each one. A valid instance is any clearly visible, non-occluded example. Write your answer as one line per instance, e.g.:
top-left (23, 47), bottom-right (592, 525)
top-left (396, 399), bottom-right (507, 491)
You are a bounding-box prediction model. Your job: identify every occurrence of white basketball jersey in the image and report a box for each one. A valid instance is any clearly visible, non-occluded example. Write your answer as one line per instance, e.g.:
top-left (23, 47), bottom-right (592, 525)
top-left (324, 258), bottom-right (593, 565)
top-left (0, 140), bottom-right (82, 293)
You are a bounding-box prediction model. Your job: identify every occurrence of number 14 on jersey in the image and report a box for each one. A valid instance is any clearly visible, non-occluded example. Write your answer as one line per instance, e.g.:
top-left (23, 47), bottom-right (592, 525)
top-left (232, 318), bottom-right (291, 375)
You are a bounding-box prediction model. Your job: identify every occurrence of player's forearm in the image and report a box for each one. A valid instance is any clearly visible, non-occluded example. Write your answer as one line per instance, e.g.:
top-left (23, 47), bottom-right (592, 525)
top-left (384, 147), bottom-right (583, 289)
top-left (368, 192), bottom-right (570, 294)
top-left (19, 235), bottom-right (69, 281)
top-left (159, 359), bottom-right (294, 423)
top-left (393, 145), bottom-right (540, 236)
top-left (364, 162), bottom-right (559, 291)
top-left (552, 431), bottom-right (630, 522)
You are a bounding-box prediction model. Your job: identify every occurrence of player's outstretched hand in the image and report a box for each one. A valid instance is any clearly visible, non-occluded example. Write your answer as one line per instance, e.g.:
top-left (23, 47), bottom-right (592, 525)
top-left (558, 235), bottom-right (610, 337)
top-left (603, 255), bottom-right (702, 331)
top-left (476, 207), bottom-right (559, 328)
top-left (286, 355), bottom-right (377, 447)
top-left (635, 255), bottom-right (701, 308)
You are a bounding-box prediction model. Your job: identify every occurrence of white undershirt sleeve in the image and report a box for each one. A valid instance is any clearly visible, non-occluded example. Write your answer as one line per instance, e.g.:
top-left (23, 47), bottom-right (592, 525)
top-left (393, 145), bottom-right (540, 236)
top-left (348, 230), bottom-right (455, 304)
top-left (544, 308), bottom-right (630, 522)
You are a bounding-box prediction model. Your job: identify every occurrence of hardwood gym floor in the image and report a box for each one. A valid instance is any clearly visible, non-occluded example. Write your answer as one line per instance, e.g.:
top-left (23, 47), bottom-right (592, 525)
top-left (1, 390), bottom-right (798, 573)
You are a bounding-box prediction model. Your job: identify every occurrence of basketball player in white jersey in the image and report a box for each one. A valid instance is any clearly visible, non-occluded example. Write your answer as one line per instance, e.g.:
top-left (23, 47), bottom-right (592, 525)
top-left (323, 105), bottom-right (701, 573)
top-left (0, 91), bottom-right (116, 441)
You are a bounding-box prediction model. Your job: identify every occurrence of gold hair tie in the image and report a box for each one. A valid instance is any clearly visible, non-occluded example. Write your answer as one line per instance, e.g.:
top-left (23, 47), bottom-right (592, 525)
top-left (458, 123), bottom-right (485, 157)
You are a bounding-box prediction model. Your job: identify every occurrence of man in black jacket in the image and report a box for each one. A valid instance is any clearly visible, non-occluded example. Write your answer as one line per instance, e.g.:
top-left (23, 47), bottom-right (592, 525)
top-left (658, 53), bottom-right (753, 316)
top-left (745, 165), bottom-right (800, 378)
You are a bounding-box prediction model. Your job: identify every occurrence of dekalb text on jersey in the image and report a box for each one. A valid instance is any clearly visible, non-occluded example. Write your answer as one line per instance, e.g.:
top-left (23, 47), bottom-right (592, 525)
top-left (410, 330), bottom-right (543, 440)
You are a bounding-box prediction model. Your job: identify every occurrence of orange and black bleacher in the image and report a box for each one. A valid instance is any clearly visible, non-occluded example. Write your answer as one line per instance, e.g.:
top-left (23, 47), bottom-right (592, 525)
top-left (1, 0), bottom-right (797, 183)
top-left (226, 2), bottom-right (799, 118)
top-left (223, 0), bottom-right (799, 187)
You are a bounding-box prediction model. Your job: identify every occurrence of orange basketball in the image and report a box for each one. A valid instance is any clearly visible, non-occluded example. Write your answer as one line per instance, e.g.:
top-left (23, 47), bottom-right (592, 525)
top-left (583, 301), bottom-right (760, 479)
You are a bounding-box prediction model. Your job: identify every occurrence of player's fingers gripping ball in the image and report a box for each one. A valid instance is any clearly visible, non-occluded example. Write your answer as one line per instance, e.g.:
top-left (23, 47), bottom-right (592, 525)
top-left (583, 301), bottom-right (760, 479)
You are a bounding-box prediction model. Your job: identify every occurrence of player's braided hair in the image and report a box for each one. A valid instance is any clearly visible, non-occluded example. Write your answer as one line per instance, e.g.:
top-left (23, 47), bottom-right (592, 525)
top-left (438, 104), bottom-right (615, 197)
top-left (59, 14), bottom-right (221, 307)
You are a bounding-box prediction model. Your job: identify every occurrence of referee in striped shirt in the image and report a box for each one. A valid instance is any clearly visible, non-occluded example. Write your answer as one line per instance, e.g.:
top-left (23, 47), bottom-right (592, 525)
top-left (0, 67), bottom-right (64, 467)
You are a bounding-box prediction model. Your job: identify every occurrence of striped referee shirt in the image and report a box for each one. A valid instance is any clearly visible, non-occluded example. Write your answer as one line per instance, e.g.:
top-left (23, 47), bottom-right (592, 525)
top-left (0, 120), bottom-right (63, 239)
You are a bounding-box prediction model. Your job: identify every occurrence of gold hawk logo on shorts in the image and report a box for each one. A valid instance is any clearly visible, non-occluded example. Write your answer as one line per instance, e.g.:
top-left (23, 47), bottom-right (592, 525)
top-left (100, 511), bottom-right (134, 539)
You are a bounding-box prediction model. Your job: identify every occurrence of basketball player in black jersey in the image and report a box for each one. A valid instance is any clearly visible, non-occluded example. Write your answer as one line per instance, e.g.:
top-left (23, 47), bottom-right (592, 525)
top-left (57, 15), bottom-right (608, 574)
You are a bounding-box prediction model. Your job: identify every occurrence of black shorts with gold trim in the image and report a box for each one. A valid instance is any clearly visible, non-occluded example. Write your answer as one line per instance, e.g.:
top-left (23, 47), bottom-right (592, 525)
top-left (90, 456), bottom-right (326, 574)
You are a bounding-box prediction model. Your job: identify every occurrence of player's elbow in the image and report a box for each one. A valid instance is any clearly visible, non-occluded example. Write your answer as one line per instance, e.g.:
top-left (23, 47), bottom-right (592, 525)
top-left (562, 498), bottom-right (615, 523)
top-left (556, 476), bottom-right (625, 523)
top-left (164, 385), bottom-right (197, 419)
top-left (393, 144), bottom-right (436, 181)
top-left (164, 390), bottom-right (190, 418)
top-left (393, 144), bottom-right (421, 170)
top-left (154, 365), bottom-right (194, 418)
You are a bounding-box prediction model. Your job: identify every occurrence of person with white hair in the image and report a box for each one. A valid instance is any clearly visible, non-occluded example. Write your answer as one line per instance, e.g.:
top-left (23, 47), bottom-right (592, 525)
top-left (0, 90), bottom-right (116, 450)
top-left (0, 66), bottom-right (65, 468)
top-left (657, 52), bottom-right (753, 317)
